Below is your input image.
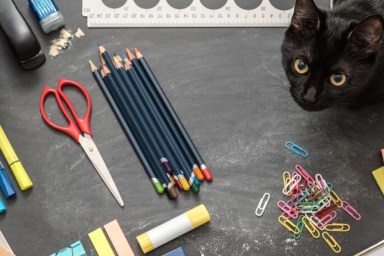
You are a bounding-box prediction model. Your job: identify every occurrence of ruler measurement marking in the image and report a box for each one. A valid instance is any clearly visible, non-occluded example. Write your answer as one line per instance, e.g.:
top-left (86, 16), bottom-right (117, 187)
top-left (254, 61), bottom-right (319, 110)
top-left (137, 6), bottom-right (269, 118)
top-left (84, 0), bottom-right (316, 27)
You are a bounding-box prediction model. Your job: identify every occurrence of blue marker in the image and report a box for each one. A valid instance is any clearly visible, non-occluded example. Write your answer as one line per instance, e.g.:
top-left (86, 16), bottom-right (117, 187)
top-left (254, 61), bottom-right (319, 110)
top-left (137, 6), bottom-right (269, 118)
top-left (28, 0), bottom-right (65, 33)
top-left (0, 198), bottom-right (6, 214)
top-left (0, 162), bottom-right (16, 199)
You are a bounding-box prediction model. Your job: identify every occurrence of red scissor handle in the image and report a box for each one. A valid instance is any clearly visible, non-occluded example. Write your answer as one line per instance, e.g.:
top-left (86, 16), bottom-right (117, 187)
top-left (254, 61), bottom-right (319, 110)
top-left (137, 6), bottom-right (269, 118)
top-left (57, 79), bottom-right (92, 136)
top-left (40, 86), bottom-right (81, 141)
top-left (39, 79), bottom-right (92, 142)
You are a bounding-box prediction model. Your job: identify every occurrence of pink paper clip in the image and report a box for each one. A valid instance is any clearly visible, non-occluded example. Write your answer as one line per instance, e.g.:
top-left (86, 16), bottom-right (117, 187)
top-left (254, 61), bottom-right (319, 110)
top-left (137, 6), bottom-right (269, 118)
top-left (277, 200), bottom-right (299, 219)
top-left (315, 174), bottom-right (327, 189)
top-left (320, 211), bottom-right (337, 227)
top-left (342, 201), bottom-right (361, 221)
top-left (295, 165), bottom-right (314, 185)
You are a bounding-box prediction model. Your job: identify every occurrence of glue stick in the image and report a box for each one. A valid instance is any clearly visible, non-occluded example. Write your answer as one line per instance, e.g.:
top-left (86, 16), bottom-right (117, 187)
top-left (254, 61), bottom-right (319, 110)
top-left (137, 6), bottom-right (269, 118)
top-left (137, 204), bottom-right (211, 254)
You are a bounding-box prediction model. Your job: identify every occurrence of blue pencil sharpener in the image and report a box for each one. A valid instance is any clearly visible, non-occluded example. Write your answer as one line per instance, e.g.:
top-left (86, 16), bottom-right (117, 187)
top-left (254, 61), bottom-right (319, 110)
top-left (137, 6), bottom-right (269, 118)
top-left (28, 0), bottom-right (65, 33)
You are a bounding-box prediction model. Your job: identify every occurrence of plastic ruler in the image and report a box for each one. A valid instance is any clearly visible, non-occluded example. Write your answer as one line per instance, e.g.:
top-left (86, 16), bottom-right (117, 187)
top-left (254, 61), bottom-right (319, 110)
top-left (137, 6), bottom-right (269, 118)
top-left (83, 0), bottom-right (305, 28)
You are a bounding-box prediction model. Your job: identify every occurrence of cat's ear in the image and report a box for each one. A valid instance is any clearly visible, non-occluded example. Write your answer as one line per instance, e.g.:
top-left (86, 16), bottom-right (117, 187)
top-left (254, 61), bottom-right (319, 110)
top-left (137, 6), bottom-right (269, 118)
top-left (290, 0), bottom-right (320, 35)
top-left (347, 15), bottom-right (384, 56)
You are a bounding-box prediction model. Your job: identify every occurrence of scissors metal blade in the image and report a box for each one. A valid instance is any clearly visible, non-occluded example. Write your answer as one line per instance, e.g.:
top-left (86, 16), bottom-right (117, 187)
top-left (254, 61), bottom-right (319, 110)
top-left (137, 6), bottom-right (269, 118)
top-left (79, 134), bottom-right (124, 207)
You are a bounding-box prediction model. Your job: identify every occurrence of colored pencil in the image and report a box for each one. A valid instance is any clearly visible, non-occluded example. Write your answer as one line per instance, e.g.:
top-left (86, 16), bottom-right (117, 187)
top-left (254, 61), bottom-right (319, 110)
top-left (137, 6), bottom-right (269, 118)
top-left (131, 48), bottom-right (213, 181)
top-left (121, 56), bottom-right (199, 188)
top-left (123, 53), bottom-right (204, 185)
top-left (112, 57), bottom-right (188, 192)
top-left (116, 56), bottom-right (200, 192)
top-left (99, 46), bottom-right (178, 192)
top-left (90, 60), bottom-right (164, 194)
top-left (101, 65), bottom-right (178, 199)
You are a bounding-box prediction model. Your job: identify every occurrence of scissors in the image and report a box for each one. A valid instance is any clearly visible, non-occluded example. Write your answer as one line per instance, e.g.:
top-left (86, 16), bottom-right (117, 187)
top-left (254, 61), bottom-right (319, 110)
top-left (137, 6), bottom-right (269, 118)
top-left (39, 78), bottom-right (124, 207)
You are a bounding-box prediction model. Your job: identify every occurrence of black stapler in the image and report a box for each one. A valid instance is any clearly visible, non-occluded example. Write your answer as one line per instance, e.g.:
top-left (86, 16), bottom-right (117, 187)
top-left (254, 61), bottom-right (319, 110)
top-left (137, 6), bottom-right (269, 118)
top-left (0, 0), bottom-right (45, 70)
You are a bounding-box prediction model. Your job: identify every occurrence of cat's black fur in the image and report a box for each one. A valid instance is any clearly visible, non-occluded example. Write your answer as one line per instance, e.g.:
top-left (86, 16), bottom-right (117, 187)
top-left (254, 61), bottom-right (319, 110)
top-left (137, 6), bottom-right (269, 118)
top-left (281, 0), bottom-right (384, 111)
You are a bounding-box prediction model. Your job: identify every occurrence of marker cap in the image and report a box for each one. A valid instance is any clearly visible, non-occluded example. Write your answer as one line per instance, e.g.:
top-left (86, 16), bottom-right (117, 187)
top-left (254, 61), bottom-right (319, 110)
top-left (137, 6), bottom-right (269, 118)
top-left (10, 162), bottom-right (33, 190)
top-left (0, 170), bottom-right (16, 199)
top-left (0, 198), bottom-right (6, 213)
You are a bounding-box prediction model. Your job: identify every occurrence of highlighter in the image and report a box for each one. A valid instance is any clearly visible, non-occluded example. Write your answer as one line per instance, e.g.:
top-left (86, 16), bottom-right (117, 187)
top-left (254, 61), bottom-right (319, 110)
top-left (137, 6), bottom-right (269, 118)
top-left (0, 162), bottom-right (16, 198)
top-left (0, 126), bottom-right (33, 190)
top-left (137, 204), bottom-right (211, 254)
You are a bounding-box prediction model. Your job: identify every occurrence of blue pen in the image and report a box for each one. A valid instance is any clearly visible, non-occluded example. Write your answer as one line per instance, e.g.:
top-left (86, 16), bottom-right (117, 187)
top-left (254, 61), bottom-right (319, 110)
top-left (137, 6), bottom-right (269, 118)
top-left (0, 162), bottom-right (16, 199)
top-left (28, 0), bottom-right (64, 33)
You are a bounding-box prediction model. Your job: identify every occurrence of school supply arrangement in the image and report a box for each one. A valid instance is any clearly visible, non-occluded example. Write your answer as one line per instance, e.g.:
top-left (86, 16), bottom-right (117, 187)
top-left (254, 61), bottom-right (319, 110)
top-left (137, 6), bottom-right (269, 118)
top-left (50, 211), bottom-right (204, 256)
top-left (89, 46), bottom-right (213, 199)
top-left (0, 0), bottom-right (45, 69)
top-left (277, 165), bottom-right (361, 254)
top-left (39, 79), bottom-right (124, 207)
top-left (83, 0), bottom-right (305, 28)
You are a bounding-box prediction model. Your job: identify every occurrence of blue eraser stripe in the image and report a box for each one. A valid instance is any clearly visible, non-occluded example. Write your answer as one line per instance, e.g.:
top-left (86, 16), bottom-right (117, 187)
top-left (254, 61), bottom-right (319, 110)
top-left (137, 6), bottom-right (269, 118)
top-left (28, 0), bottom-right (59, 20)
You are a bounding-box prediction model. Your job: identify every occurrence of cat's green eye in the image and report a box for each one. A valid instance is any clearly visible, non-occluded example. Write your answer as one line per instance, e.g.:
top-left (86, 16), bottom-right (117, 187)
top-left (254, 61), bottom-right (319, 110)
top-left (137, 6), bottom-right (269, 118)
top-left (329, 74), bottom-right (347, 87)
top-left (293, 59), bottom-right (309, 75)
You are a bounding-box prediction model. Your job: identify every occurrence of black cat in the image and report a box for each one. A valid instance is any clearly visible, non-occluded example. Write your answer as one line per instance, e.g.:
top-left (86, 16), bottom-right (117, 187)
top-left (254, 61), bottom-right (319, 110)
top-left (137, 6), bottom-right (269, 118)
top-left (281, 0), bottom-right (384, 111)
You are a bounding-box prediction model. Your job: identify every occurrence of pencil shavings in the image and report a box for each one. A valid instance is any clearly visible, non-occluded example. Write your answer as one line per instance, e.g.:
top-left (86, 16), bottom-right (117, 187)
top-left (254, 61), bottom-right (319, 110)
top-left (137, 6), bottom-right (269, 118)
top-left (49, 28), bottom-right (85, 58)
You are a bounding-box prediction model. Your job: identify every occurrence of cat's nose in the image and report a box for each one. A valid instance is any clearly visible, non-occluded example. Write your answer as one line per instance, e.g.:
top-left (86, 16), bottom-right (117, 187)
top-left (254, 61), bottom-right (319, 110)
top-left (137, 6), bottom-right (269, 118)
top-left (302, 87), bottom-right (317, 104)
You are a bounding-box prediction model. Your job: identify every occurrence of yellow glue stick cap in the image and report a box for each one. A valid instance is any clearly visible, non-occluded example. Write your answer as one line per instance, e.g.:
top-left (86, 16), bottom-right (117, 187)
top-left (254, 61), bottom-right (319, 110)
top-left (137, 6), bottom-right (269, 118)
top-left (186, 204), bottom-right (211, 228)
top-left (0, 126), bottom-right (33, 190)
top-left (136, 232), bottom-right (154, 254)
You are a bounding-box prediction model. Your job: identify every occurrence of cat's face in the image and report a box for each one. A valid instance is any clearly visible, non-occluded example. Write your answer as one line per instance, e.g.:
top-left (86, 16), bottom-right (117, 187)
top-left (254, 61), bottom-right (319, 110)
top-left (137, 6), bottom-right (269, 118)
top-left (282, 0), bottom-right (384, 111)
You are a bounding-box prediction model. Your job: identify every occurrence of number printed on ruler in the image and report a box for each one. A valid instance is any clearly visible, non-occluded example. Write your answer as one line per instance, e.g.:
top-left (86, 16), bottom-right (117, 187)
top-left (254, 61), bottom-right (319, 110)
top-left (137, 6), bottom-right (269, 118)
top-left (83, 0), bottom-right (302, 27)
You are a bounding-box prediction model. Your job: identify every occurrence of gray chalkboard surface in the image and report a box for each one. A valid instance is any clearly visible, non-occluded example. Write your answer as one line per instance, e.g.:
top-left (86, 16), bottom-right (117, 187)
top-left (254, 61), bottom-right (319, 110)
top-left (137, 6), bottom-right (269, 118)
top-left (0, 0), bottom-right (383, 255)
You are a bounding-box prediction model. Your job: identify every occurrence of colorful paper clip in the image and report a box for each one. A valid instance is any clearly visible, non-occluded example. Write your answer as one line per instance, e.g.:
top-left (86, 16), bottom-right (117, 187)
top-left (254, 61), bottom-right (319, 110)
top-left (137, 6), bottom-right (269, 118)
top-left (302, 216), bottom-right (320, 238)
top-left (294, 216), bottom-right (305, 240)
top-left (277, 200), bottom-right (299, 218)
top-left (319, 211), bottom-right (337, 227)
top-left (278, 215), bottom-right (300, 235)
top-left (342, 201), bottom-right (361, 221)
top-left (324, 223), bottom-right (350, 232)
top-left (255, 193), bottom-right (270, 217)
top-left (322, 231), bottom-right (341, 253)
top-left (329, 190), bottom-right (342, 206)
top-left (282, 171), bottom-right (291, 189)
top-left (310, 215), bottom-right (326, 230)
top-left (282, 173), bottom-right (301, 196)
top-left (285, 141), bottom-right (308, 157)
top-left (295, 165), bottom-right (314, 185)
top-left (315, 174), bottom-right (327, 189)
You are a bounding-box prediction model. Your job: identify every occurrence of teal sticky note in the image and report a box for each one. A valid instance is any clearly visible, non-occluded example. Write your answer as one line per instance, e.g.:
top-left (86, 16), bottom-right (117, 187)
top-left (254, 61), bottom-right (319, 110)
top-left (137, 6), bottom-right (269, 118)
top-left (56, 247), bottom-right (72, 256)
top-left (70, 241), bottom-right (86, 256)
top-left (51, 241), bottom-right (86, 256)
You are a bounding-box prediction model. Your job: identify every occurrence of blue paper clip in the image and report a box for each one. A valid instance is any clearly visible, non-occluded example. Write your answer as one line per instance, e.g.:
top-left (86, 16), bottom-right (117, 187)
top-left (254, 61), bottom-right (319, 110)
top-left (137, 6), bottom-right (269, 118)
top-left (285, 141), bottom-right (308, 157)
